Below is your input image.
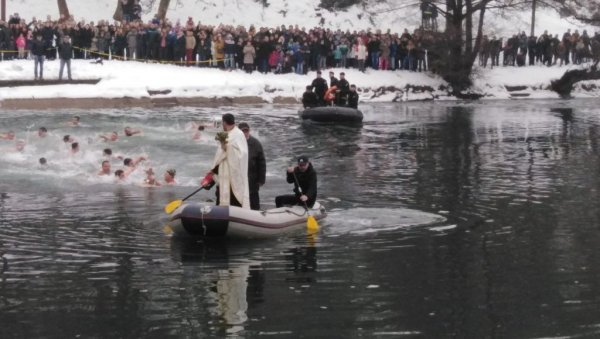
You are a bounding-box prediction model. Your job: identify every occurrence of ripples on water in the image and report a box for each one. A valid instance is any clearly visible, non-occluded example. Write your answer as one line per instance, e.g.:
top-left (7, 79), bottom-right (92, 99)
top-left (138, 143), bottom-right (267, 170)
top-left (3, 100), bottom-right (600, 337)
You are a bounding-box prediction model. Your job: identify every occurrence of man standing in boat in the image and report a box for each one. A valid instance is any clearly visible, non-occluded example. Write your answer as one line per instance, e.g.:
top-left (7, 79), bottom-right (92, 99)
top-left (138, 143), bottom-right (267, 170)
top-left (208, 113), bottom-right (250, 209)
top-left (238, 122), bottom-right (266, 211)
top-left (275, 156), bottom-right (317, 208)
top-left (310, 70), bottom-right (328, 106)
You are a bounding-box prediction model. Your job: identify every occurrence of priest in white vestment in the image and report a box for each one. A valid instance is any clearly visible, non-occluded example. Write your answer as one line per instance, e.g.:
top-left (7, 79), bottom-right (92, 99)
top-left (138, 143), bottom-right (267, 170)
top-left (209, 113), bottom-right (250, 209)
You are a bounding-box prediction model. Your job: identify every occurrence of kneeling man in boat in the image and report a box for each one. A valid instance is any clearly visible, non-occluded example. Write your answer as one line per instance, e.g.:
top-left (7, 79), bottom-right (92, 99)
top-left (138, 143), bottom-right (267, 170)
top-left (275, 156), bottom-right (317, 208)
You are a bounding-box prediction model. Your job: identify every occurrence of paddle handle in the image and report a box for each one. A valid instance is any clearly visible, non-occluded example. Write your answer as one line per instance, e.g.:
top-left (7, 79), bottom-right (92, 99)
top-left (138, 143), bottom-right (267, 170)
top-left (181, 186), bottom-right (204, 202)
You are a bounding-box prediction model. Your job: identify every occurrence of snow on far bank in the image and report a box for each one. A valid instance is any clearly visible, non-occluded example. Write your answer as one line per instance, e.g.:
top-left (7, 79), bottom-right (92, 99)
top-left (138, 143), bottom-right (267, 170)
top-left (7, 0), bottom-right (598, 38)
top-left (1, 59), bottom-right (599, 103)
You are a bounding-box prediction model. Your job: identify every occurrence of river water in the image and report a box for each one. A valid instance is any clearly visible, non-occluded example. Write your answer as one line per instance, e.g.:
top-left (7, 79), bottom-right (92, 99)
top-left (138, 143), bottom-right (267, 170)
top-left (2, 100), bottom-right (600, 338)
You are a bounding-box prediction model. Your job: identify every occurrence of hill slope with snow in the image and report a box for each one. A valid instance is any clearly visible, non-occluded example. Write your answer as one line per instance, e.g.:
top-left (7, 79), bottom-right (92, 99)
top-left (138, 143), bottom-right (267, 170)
top-left (7, 0), bottom-right (597, 37)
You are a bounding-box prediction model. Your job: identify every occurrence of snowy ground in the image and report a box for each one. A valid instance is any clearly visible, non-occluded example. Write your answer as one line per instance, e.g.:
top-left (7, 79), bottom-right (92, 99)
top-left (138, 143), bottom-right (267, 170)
top-left (0, 58), bottom-right (598, 104)
top-left (7, 0), bottom-right (597, 37)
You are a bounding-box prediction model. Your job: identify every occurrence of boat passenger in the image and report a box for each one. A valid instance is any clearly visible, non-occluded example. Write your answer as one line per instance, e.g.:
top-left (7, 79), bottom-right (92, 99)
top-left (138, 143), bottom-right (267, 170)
top-left (207, 113), bottom-right (250, 208)
top-left (310, 70), bottom-right (328, 106)
top-left (302, 85), bottom-right (319, 108)
top-left (346, 84), bottom-right (359, 108)
top-left (239, 122), bottom-right (266, 210)
top-left (275, 155), bottom-right (317, 208)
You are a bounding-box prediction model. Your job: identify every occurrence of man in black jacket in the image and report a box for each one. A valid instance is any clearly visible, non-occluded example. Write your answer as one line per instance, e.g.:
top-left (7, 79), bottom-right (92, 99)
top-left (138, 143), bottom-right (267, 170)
top-left (31, 35), bottom-right (45, 80)
top-left (239, 122), bottom-right (266, 210)
top-left (302, 85), bottom-right (319, 108)
top-left (58, 35), bottom-right (73, 81)
top-left (310, 70), bottom-right (328, 106)
top-left (346, 84), bottom-right (359, 108)
top-left (275, 156), bottom-right (317, 208)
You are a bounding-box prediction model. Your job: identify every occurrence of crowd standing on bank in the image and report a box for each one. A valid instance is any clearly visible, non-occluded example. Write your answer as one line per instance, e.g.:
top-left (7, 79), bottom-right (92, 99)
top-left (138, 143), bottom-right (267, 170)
top-left (2, 9), bottom-right (598, 77)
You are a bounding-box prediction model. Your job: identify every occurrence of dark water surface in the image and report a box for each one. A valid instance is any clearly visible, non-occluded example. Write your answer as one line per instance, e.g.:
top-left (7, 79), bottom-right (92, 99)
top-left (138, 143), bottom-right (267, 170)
top-left (2, 100), bottom-right (600, 338)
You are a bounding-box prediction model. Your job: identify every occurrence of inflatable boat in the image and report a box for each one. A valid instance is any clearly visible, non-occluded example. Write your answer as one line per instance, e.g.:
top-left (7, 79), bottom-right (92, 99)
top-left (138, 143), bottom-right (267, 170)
top-left (299, 106), bottom-right (363, 123)
top-left (167, 202), bottom-right (326, 239)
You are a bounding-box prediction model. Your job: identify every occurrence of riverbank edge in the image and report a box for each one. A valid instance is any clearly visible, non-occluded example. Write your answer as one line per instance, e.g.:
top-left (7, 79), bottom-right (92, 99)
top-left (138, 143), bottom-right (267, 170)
top-left (0, 96), bottom-right (300, 110)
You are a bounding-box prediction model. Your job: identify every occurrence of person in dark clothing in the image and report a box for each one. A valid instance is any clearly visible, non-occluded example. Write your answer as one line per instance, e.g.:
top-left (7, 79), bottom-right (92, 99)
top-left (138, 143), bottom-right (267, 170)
top-left (336, 72), bottom-right (350, 105)
top-left (329, 71), bottom-right (339, 88)
top-left (310, 70), bottom-right (328, 106)
top-left (239, 122), bottom-right (266, 210)
top-left (302, 85), bottom-right (319, 108)
top-left (347, 84), bottom-right (359, 108)
top-left (275, 155), bottom-right (317, 208)
top-left (31, 34), bottom-right (45, 80)
top-left (58, 35), bottom-right (73, 80)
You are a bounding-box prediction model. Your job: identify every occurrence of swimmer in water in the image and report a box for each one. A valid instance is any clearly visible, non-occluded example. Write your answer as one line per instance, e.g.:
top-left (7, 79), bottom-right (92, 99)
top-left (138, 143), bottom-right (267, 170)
top-left (70, 142), bottom-right (79, 155)
top-left (67, 115), bottom-right (80, 126)
top-left (143, 167), bottom-right (161, 186)
top-left (124, 126), bottom-right (142, 137)
top-left (38, 127), bottom-right (48, 138)
top-left (0, 131), bottom-right (16, 140)
top-left (39, 157), bottom-right (48, 169)
top-left (15, 139), bottom-right (26, 152)
top-left (63, 134), bottom-right (75, 144)
top-left (98, 160), bottom-right (111, 176)
top-left (192, 125), bottom-right (205, 140)
top-left (103, 148), bottom-right (124, 160)
top-left (114, 169), bottom-right (127, 180)
top-left (164, 168), bottom-right (177, 185)
top-left (99, 131), bottom-right (118, 142)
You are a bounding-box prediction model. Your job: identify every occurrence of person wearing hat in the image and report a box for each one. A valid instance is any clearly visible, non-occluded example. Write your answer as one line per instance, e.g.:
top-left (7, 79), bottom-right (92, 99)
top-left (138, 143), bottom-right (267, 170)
top-left (302, 85), bottom-right (319, 108)
top-left (58, 35), bottom-right (73, 81)
top-left (310, 70), bottom-right (328, 106)
top-left (275, 155), bottom-right (318, 208)
top-left (239, 122), bottom-right (266, 210)
top-left (336, 72), bottom-right (351, 105)
top-left (208, 113), bottom-right (250, 208)
top-left (329, 71), bottom-right (339, 88)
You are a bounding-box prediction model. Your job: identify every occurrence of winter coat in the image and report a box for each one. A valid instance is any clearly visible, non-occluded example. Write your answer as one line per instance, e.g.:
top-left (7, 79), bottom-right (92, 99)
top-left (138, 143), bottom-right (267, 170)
top-left (247, 135), bottom-right (266, 192)
top-left (185, 34), bottom-right (196, 50)
top-left (31, 38), bottom-right (45, 56)
top-left (16, 36), bottom-right (26, 49)
top-left (243, 44), bottom-right (256, 64)
top-left (285, 164), bottom-right (317, 208)
top-left (354, 43), bottom-right (367, 60)
top-left (58, 42), bottom-right (73, 60)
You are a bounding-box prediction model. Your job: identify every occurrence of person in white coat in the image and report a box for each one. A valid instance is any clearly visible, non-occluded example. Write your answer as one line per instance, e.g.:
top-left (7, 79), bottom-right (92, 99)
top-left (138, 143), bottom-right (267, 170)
top-left (208, 113), bottom-right (250, 208)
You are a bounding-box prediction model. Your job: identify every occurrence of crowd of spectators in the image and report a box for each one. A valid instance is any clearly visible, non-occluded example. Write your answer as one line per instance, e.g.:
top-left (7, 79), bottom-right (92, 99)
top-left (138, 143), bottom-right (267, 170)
top-left (0, 10), bottom-right (599, 75)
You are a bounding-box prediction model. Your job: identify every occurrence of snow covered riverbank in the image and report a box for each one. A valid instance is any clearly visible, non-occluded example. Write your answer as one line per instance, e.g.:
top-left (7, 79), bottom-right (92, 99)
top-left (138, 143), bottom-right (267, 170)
top-left (0, 59), bottom-right (598, 110)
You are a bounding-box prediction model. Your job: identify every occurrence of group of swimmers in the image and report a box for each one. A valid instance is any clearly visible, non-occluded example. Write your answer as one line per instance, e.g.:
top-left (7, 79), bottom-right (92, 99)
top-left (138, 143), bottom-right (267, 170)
top-left (0, 115), bottom-right (216, 187)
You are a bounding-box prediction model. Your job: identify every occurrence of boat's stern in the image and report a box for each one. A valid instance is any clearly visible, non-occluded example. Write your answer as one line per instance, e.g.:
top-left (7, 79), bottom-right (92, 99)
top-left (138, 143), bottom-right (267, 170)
top-left (168, 204), bottom-right (230, 237)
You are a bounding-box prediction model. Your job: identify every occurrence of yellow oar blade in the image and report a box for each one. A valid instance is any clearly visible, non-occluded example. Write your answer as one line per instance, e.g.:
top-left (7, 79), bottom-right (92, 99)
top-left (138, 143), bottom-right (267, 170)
top-left (164, 199), bottom-right (183, 214)
top-left (307, 215), bottom-right (319, 232)
top-left (163, 224), bottom-right (174, 235)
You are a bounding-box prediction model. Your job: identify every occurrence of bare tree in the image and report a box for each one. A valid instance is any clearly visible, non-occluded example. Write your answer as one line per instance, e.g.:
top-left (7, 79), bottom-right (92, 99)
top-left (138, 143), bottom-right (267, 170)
top-left (113, 0), bottom-right (124, 22)
top-left (57, 0), bottom-right (70, 19)
top-left (157, 0), bottom-right (171, 21)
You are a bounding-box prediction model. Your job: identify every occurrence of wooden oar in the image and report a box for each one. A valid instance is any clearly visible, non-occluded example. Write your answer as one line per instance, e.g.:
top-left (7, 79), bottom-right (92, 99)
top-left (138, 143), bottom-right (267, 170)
top-left (292, 172), bottom-right (319, 232)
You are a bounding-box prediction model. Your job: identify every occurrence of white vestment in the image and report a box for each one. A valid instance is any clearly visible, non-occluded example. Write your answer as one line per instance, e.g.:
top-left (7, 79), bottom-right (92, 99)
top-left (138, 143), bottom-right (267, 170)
top-left (212, 126), bottom-right (250, 208)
